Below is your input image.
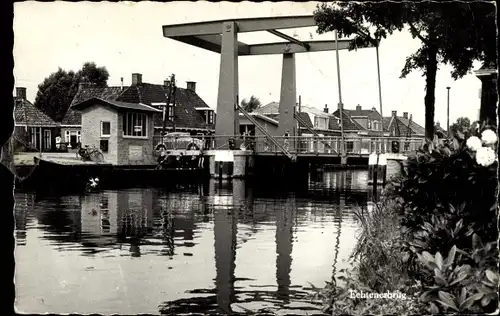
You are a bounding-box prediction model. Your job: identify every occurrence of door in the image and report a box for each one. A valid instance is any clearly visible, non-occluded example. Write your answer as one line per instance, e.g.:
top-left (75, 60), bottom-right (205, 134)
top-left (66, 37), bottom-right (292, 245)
top-left (43, 129), bottom-right (51, 151)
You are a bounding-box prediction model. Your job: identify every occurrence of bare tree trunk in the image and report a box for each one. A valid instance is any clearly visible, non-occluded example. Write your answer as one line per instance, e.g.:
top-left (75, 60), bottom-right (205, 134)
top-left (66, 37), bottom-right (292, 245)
top-left (424, 45), bottom-right (438, 140)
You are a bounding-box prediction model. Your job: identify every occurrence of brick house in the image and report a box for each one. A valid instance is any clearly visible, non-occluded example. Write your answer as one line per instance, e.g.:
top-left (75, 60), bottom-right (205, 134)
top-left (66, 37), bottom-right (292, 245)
top-left (383, 110), bottom-right (425, 139)
top-left (252, 101), bottom-right (339, 136)
top-left (61, 73), bottom-right (216, 150)
top-left (72, 97), bottom-right (161, 165)
top-left (13, 87), bottom-right (59, 152)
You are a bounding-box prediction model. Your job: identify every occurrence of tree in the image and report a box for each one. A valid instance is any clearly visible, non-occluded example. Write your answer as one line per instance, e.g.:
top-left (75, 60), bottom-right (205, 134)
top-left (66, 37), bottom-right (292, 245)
top-left (34, 62), bottom-right (109, 122)
top-left (241, 95), bottom-right (262, 113)
top-left (314, 1), bottom-right (497, 140)
top-left (450, 117), bottom-right (471, 136)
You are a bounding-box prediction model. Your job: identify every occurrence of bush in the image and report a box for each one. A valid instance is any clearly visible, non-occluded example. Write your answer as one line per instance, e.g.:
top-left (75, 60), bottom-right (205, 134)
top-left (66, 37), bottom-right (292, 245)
top-left (417, 237), bottom-right (499, 314)
top-left (392, 122), bottom-right (498, 253)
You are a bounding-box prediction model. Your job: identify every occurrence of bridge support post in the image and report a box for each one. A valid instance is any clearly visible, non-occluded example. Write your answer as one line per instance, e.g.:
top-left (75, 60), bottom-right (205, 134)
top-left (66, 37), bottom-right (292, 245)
top-left (215, 21), bottom-right (239, 149)
top-left (278, 53), bottom-right (296, 151)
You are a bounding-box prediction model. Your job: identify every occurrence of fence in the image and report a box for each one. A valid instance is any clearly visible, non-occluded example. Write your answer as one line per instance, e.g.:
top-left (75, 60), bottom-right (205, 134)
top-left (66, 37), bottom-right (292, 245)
top-left (153, 134), bottom-right (425, 155)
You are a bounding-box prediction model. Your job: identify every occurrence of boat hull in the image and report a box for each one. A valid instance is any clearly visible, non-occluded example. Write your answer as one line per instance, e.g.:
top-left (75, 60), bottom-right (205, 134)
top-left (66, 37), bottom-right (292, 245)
top-left (16, 158), bottom-right (207, 193)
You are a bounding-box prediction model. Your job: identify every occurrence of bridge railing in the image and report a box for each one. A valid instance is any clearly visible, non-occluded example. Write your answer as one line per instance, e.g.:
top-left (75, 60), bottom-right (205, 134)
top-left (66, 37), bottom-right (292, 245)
top-left (153, 134), bottom-right (425, 155)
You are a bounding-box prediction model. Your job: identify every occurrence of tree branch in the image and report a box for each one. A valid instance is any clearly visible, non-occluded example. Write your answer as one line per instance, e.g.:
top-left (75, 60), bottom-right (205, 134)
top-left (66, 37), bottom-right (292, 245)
top-left (408, 21), bottom-right (429, 44)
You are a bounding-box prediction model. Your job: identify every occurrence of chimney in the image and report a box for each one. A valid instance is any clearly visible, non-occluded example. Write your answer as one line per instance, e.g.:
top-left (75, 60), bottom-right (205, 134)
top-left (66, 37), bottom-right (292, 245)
top-left (436, 122), bottom-right (440, 128)
top-left (16, 87), bottom-right (26, 100)
top-left (131, 73), bottom-right (142, 86)
top-left (164, 79), bottom-right (170, 87)
top-left (356, 104), bottom-right (362, 111)
top-left (186, 81), bottom-right (196, 92)
top-left (323, 104), bottom-right (329, 113)
top-left (372, 106), bottom-right (376, 111)
top-left (392, 110), bottom-right (397, 117)
top-left (403, 112), bottom-right (408, 119)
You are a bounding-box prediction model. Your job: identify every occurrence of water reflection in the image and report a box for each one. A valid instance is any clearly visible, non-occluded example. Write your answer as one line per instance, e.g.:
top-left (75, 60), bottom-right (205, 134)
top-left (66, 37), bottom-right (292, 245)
top-left (15, 170), bottom-right (372, 315)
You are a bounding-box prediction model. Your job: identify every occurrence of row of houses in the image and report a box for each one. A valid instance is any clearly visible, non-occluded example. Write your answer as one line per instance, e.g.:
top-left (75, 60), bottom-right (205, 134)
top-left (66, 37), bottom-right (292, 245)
top-left (12, 72), bottom-right (426, 159)
top-left (247, 101), bottom-right (425, 138)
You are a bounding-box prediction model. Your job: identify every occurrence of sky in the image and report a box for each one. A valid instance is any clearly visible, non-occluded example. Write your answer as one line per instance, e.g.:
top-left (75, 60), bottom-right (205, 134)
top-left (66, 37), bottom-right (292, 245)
top-left (13, 1), bottom-right (486, 127)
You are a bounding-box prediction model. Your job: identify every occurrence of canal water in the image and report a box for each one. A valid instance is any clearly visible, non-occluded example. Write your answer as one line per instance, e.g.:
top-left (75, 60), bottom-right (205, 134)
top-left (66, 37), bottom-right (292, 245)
top-left (14, 170), bottom-right (379, 315)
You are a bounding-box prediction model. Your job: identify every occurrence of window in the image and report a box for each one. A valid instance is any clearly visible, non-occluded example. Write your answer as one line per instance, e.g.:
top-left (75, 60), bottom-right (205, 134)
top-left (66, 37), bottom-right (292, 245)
top-left (65, 130), bottom-right (70, 143)
top-left (43, 130), bottom-right (51, 151)
top-left (314, 118), bottom-right (319, 127)
top-left (367, 120), bottom-right (372, 129)
top-left (346, 141), bottom-right (354, 153)
top-left (166, 103), bottom-right (174, 121)
top-left (123, 112), bottom-right (148, 137)
top-left (100, 139), bottom-right (109, 152)
top-left (208, 111), bottom-right (214, 124)
top-left (77, 131), bottom-right (81, 143)
top-left (101, 121), bottom-right (111, 137)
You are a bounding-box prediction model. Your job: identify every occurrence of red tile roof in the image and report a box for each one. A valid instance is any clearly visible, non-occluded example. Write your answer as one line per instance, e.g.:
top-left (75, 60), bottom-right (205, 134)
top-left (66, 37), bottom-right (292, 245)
top-left (72, 97), bottom-right (162, 113)
top-left (384, 115), bottom-right (425, 136)
top-left (61, 87), bottom-right (124, 125)
top-left (61, 83), bottom-right (214, 131)
top-left (14, 98), bottom-right (58, 127)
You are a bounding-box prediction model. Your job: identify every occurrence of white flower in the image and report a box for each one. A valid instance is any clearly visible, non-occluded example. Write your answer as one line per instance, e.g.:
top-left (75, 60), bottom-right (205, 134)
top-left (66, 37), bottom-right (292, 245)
top-left (481, 129), bottom-right (498, 145)
top-left (466, 136), bottom-right (482, 151)
top-left (476, 146), bottom-right (496, 167)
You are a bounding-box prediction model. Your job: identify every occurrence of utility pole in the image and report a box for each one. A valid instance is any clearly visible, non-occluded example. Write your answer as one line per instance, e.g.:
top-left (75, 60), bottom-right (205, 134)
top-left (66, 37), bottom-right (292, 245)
top-left (172, 74), bottom-right (177, 133)
top-left (375, 41), bottom-right (385, 153)
top-left (162, 74), bottom-right (174, 139)
top-left (334, 30), bottom-right (346, 163)
top-left (446, 86), bottom-right (450, 137)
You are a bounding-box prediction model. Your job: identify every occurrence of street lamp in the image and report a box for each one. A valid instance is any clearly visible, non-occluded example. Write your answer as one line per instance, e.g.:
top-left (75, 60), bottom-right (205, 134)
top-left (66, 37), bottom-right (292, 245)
top-left (446, 86), bottom-right (451, 137)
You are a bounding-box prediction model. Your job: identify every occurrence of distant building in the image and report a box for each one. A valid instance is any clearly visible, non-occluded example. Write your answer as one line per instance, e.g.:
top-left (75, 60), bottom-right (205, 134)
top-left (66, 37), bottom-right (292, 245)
top-left (71, 97), bottom-right (161, 165)
top-left (383, 110), bottom-right (425, 139)
top-left (13, 87), bottom-right (59, 152)
top-left (61, 73), bottom-right (216, 150)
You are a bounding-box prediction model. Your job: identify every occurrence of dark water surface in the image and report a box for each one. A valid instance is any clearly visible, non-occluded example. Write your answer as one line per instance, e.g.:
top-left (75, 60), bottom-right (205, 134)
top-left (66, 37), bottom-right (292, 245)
top-left (14, 170), bottom-right (377, 315)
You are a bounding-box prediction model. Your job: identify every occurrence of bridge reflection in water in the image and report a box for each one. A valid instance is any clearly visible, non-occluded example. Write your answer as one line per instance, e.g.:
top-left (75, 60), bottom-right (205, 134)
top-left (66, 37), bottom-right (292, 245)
top-left (14, 170), bottom-right (374, 315)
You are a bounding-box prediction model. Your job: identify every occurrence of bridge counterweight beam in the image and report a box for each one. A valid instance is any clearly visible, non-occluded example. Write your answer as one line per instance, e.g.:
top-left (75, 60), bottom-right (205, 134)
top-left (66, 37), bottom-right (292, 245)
top-left (215, 21), bottom-right (240, 148)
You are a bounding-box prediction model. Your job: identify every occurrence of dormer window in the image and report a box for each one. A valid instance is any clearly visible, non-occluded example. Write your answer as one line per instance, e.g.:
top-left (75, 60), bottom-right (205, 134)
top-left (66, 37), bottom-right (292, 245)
top-left (368, 120), bottom-right (372, 129)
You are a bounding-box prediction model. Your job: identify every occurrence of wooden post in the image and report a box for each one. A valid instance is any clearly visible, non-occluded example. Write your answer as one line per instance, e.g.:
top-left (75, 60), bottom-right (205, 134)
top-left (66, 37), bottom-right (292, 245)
top-left (368, 152), bottom-right (377, 184)
top-left (377, 154), bottom-right (387, 185)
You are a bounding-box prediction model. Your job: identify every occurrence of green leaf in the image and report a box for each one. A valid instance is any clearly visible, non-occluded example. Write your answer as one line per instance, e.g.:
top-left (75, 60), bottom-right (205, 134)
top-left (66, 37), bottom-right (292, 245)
top-left (429, 302), bottom-right (440, 314)
top-left (435, 252), bottom-right (444, 270)
top-left (485, 270), bottom-right (499, 284)
top-left (472, 233), bottom-right (484, 250)
top-left (444, 245), bottom-right (457, 268)
top-left (459, 292), bottom-right (484, 311)
top-left (449, 271), bottom-right (469, 286)
top-left (481, 295), bottom-right (492, 307)
top-left (438, 291), bottom-right (458, 311)
top-left (457, 287), bottom-right (467, 305)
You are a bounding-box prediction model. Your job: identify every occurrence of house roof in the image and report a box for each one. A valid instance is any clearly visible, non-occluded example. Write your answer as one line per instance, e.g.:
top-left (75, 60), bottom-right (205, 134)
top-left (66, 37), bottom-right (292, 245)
top-left (254, 101), bottom-right (279, 115)
top-left (61, 82), bottom-right (213, 130)
top-left (296, 112), bottom-right (313, 128)
top-left (330, 110), bottom-right (366, 131)
top-left (14, 97), bottom-right (58, 127)
top-left (384, 115), bottom-right (425, 136)
top-left (62, 86), bottom-right (125, 125)
top-left (72, 97), bottom-right (162, 113)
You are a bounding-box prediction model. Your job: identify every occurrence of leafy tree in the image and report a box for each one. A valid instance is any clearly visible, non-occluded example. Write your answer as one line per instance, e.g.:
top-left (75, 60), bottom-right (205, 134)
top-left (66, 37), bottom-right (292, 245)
top-left (314, 1), bottom-right (497, 139)
top-left (35, 62), bottom-right (109, 121)
top-left (241, 95), bottom-right (262, 113)
top-left (450, 117), bottom-right (471, 136)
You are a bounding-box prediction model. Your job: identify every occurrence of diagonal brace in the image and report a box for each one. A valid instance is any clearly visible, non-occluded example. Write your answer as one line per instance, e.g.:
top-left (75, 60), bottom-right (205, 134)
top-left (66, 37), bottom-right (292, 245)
top-left (267, 29), bottom-right (310, 51)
